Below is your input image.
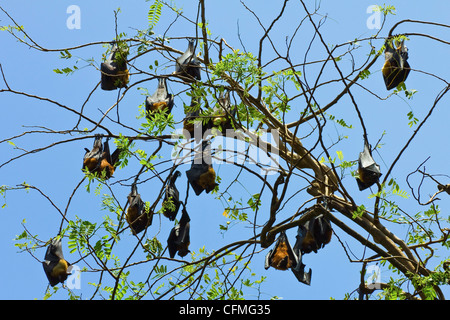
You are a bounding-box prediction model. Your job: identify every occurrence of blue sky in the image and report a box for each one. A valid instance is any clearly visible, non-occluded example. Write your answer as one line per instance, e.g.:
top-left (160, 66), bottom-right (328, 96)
top-left (0, 0), bottom-right (449, 300)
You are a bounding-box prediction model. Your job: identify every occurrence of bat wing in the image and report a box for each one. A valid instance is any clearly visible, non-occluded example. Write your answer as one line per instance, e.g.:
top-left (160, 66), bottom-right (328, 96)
top-left (301, 219), bottom-right (320, 254)
top-left (167, 225), bottom-right (179, 258)
top-left (176, 209), bottom-right (191, 257)
top-left (103, 139), bottom-right (113, 165)
top-left (164, 175), bottom-right (181, 221)
top-left (382, 40), bottom-right (398, 90)
top-left (186, 163), bottom-right (208, 196)
top-left (42, 261), bottom-right (57, 286)
top-left (110, 148), bottom-right (121, 168)
top-left (101, 59), bottom-right (117, 75)
top-left (167, 209), bottom-right (191, 258)
top-left (313, 215), bottom-right (333, 249)
top-left (130, 196), bottom-right (150, 234)
top-left (176, 220), bottom-right (190, 257)
top-left (292, 226), bottom-right (311, 283)
top-left (403, 59), bottom-right (411, 82)
top-left (100, 45), bottom-right (119, 90)
top-left (264, 248), bottom-right (274, 270)
top-left (383, 40), bottom-right (395, 61)
top-left (45, 238), bottom-right (65, 261)
top-left (100, 44), bottom-right (128, 90)
top-left (293, 225), bottom-right (307, 255)
top-left (167, 93), bottom-right (175, 113)
top-left (165, 183), bottom-right (180, 204)
top-left (43, 240), bottom-right (60, 282)
top-left (167, 223), bottom-right (190, 258)
top-left (176, 43), bottom-right (192, 72)
top-left (186, 141), bottom-right (217, 195)
top-left (291, 260), bottom-right (312, 285)
top-left (175, 39), bottom-right (201, 81)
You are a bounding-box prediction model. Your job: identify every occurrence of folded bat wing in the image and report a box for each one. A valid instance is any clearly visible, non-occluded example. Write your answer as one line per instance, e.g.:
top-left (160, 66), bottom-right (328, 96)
top-left (167, 208), bottom-right (191, 258)
top-left (175, 39), bottom-right (201, 81)
top-left (163, 171), bottom-right (182, 221)
top-left (356, 141), bottom-right (382, 191)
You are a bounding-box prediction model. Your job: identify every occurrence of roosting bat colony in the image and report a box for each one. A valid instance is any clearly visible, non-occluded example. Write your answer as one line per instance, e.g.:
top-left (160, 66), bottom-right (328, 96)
top-left (43, 34), bottom-right (411, 288)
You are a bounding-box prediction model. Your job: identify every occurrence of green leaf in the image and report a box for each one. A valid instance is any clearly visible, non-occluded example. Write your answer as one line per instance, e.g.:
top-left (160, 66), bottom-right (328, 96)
top-left (147, 0), bottom-right (163, 30)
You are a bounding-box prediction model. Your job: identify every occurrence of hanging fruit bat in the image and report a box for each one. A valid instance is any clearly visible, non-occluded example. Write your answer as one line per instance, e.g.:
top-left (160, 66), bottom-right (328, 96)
top-left (126, 182), bottom-right (152, 235)
top-left (183, 96), bottom-right (210, 143)
top-left (42, 237), bottom-right (72, 287)
top-left (265, 231), bottom-right (296, 270)
top-left (184, 103), bottom-right (201, 137)
top-left (145, 77), bottom-right (174, 115)
top-left (264, 231), bottom-right (311, 285)
top-left (100, 43), bottom-right (130, 91)
top-left (210, 90), bottom-right (236, 134)
top-left (381, 38), bottom-right (410, 90)
top-left (356, 140), bottom-right (382, 191)
top-left (175, 38), bottom-right (201, 81)
top-left (186, 141), bottom-right (218, 195)
top-left (162, 171), bottom-right (182, 221)
top-left (296, 214), bottom-right (332, 254)
top-left (83, 136), bottom-right (121, 180)
top-left (167, 207), bottom-right (191, 258)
